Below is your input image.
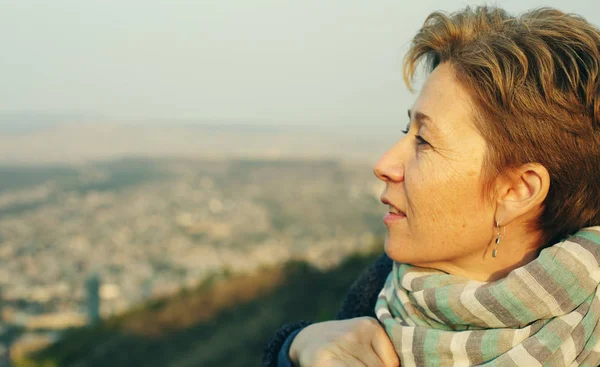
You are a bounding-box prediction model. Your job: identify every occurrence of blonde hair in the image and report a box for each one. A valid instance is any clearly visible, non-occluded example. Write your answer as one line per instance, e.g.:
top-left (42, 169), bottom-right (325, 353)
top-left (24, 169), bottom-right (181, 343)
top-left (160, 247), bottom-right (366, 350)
top-left (405, 6), bottom-right (600, 245)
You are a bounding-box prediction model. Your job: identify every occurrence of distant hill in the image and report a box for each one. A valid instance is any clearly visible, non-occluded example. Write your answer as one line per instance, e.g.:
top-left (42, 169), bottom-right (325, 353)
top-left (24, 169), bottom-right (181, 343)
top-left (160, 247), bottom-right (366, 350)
top-left (0, 120), bottom-right (395, 165)
top-left (14, 246), bottom-right (383, 367)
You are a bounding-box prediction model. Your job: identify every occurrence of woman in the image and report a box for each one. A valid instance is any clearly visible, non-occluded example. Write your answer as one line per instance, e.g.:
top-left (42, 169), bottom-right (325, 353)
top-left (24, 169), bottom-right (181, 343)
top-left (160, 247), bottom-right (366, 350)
top-left (264, 6), bottom-right (600, 367)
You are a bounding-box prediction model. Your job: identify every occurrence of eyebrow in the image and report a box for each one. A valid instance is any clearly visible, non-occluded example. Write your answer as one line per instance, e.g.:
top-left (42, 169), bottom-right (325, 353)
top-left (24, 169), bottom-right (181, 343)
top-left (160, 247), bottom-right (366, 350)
top-left (407, 109), bottom-right (439, 133)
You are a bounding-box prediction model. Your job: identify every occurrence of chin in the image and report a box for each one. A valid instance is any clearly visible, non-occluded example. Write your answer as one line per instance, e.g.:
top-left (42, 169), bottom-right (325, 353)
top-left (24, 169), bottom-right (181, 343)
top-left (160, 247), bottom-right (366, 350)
top-left (384, 238), bottom-right (407, 263)
top-left (384, 236), bottom-right (431, 265)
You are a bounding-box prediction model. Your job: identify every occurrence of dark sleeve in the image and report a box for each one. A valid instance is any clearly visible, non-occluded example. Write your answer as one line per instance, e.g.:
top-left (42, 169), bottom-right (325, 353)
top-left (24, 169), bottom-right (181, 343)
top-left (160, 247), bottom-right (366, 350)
top-left (276, 328), bottom-right (304, 367)
top-left (263, 320), bottom-right (312, 367)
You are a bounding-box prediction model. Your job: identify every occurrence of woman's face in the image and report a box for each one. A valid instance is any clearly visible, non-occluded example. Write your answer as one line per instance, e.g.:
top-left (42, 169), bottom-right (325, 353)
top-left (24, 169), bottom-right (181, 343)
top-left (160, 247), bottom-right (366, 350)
top-left (374, 63), bottom-right (496, 275)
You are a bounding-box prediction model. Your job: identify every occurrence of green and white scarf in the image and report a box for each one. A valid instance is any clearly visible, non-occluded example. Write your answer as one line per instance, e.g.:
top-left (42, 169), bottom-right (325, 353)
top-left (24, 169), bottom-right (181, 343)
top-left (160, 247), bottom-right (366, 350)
top-left (375, 227), bottom-right (600, 366)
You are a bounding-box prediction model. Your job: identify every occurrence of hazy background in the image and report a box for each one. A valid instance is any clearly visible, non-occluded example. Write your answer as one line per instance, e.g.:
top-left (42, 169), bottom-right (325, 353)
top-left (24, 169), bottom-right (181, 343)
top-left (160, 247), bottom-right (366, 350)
top-left (1, 1), bottom-right (600, 366)
top-left (1, 0), bottom-right (599, 165)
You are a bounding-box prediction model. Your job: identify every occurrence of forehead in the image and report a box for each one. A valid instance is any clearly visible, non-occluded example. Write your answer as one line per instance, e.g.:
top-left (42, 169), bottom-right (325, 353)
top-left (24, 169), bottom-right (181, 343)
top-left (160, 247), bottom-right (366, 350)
top-left (410, 63), bottom-right (476, 136)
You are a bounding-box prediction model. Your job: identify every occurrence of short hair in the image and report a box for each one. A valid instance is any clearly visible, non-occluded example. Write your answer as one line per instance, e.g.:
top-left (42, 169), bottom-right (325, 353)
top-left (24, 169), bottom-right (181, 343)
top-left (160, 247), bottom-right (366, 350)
top-left (404, 6), bottom-right (600, 246)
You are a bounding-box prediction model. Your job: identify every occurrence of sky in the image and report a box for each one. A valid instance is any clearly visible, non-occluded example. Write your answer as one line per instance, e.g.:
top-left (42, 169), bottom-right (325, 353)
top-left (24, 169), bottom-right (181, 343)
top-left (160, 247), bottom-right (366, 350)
top-left (1, 0), bottom-right (599, 129)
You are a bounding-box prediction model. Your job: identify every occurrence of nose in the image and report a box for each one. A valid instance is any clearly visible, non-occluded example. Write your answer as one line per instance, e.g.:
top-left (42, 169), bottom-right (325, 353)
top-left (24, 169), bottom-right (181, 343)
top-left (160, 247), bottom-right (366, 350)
top-left (373, 143), bottom-right (405, 183)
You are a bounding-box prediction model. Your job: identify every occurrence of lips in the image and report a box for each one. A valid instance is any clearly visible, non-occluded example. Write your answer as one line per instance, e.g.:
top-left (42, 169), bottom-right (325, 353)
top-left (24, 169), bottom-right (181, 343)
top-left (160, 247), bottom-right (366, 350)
top-left (381, 196), bottom-right (406, 215)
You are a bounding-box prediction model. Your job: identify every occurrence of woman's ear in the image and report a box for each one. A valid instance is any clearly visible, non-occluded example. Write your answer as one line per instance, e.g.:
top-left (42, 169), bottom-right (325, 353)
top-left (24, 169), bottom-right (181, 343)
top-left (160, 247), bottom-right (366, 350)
top-left (494, 163), bottom-right (550, 225)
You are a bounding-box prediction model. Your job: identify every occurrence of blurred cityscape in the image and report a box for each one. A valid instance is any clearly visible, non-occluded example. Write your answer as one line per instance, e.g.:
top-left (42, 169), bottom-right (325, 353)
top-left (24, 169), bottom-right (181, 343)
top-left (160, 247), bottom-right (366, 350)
top-left (0, 155), bottom-right (386, 363)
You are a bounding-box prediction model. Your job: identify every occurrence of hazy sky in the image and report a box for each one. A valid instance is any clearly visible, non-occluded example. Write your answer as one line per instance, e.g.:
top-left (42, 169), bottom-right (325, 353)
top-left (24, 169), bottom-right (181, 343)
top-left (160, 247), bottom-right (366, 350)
top-left (1, 0), bottom-right (599, 128)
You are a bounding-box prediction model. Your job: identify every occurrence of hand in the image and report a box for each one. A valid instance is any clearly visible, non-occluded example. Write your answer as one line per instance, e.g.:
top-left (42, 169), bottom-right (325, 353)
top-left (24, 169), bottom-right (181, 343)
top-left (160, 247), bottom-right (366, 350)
top-left (289, 317), bottom-right (399, 367)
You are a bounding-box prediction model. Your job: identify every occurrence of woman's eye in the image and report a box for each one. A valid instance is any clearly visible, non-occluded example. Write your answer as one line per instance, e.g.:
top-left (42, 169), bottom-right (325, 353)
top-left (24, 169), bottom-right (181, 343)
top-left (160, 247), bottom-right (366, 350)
top-left (401, 122), bottom-right (429, 147)
top-left (415, 135), bottom-right (429, 146)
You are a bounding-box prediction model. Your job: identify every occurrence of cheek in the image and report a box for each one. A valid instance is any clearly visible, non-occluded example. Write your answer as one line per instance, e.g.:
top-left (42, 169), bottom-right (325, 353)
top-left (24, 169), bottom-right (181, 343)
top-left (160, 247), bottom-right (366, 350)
top-left (407, 161), bottom-right (482, 230)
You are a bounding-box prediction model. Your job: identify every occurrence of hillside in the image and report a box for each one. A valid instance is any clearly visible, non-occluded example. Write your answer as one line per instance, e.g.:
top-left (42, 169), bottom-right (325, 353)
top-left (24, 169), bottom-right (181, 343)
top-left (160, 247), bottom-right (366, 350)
top-left (14, 248), bottom-right (383, 367)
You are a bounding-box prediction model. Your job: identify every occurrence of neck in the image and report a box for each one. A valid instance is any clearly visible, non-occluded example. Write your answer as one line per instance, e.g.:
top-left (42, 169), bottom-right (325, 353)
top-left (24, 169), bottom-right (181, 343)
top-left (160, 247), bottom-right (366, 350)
top-left (418, 225), bottom-right (543, 282)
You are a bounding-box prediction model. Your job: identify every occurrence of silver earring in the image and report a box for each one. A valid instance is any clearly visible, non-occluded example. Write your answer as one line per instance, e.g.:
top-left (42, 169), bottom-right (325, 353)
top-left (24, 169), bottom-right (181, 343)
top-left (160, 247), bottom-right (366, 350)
top-left (492, 220), bottom-right (504, 258)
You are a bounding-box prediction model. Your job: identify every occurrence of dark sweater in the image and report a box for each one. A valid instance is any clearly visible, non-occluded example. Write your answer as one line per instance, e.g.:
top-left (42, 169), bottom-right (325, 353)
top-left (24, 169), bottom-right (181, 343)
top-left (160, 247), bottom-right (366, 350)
top-left (262, 253), bottom-right (393, 367)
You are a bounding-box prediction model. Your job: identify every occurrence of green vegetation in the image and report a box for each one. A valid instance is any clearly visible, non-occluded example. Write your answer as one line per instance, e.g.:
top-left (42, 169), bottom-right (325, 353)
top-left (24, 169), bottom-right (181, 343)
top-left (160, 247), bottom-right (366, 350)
top-left (16, 247), bottom-right (382, 367)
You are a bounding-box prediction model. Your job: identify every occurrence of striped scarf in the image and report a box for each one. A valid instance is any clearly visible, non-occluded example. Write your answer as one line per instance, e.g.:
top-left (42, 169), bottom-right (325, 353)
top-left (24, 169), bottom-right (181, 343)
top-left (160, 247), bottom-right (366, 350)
top-left (375, 227), bottom-right (600, 366)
